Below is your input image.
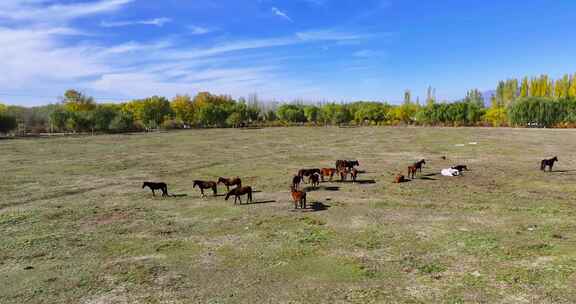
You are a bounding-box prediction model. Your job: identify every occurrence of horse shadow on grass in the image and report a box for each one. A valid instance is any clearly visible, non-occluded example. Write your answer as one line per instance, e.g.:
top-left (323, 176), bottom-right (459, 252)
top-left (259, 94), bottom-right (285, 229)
top-left (418, 176), bottom-right (438, 181)
top-left (337, 179), bottom-right (376, 185)
top-left (170, 194), bottom-right (188, 198)
top-left (303, 186), bottom-right (340, 192)
top-left (291, 202), bottom-right (331, 213)
top-left (242, 200), bottom-right (276, 205)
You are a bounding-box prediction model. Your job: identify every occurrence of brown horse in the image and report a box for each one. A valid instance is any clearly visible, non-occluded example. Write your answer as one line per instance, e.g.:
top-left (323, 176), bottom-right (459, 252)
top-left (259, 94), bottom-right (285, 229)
top-left (193, 180), bottom-right (217, 197)
top-left (225, 186), bottom-right (253, 205)
top-left (292, 175), bottom-right (302, 189)
top-left (336, 160), bottom-right (360, 171)
top-left (298, 168), bottom-right (321, 183)
top-left (142, 182), bottom-right (169, 197)
top-left (339, 168), bottom-right (349, 181)
top-left (394, 174), bottom-right (408, 183)
top-left (541, 156), bottom-right (558, 172)
top-left (290, 186), bottom-right (307, 209)
top-left (320, 168), bottom-right (337, 181)
top-left (309, 173), bottom-right (320, 189)
top-left (413, 159), bottom-right (426, 173)
top-left (350, 168), bottom-right (358, 183)
top-left (407, 165), bottom-right (417, 179)
top-left (217, 177), bottom-right (242, 191)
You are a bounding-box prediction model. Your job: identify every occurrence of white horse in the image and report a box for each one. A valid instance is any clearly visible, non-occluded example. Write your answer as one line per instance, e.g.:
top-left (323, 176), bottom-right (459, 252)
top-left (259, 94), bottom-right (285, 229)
top-left (441, 168), bottom-right (460, 177)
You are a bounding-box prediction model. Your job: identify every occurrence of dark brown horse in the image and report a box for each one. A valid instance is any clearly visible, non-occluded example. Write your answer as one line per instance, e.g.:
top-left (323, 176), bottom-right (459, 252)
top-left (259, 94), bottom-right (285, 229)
top-left (142, 182), bottom-right (169, 197)
top-left (292, 175), bottom-right (302, 189)
top-left (193, 180), bottom-right (217, 197)
top-left (290, 186), bottom-right (307, 209)
top-left (336, 160), bottom-right (360, 171)
top-left (350, 168), bottom-right (358, 183)
top-left (339, 168), bottom-right (349, 181)
top-left (225, 186), bottom-right (253, 204)
top-left (309, 173), bottom-right (320, 189)
top-left (541, 156), bottom-right (558, 172)
top-left (298, 168), bottom-right (321, 183)
top-left (217, 177), bottom-right (242, 191)
top-left (320, 168), bottom-right (337, 181)
top-left (413, 159), bottom-right (426, 172)
top-left (451, 165), bottom-right (469, 172)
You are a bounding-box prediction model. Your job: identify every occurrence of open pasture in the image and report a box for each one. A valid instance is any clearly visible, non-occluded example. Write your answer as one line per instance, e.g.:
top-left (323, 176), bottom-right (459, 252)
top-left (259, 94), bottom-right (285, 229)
top-left (2, 127), bottom-right (576, 303)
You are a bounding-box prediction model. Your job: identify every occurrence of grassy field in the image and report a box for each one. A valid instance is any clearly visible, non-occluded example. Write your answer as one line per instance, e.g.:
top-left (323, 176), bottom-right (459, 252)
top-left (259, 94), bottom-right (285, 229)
top-left (2, 127), bottom-right (576, 303)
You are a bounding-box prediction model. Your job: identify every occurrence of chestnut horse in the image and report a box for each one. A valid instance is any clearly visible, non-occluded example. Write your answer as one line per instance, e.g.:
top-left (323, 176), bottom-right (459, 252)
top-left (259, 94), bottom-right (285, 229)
top-left (193, 180), bottom-right (217, 197)
top-left (540, 156), bottom-right (558, 172)
top-left (225, 186), bottom-right (253, 205)
top-left (407, 165), bottom-right (417, 179)
top-left (320, 168), bottom-right (337, 181)
top-left (218, 177), bottom-right (242, 191)
top-left (290, 186), bottom-right (307, 209)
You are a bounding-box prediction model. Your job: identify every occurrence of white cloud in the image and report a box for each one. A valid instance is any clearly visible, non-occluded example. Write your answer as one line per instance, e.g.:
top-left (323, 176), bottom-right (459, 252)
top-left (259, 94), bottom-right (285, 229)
top-left (0, 0), bottom-right (133, 22)
top-left (271, 7), bottom-right (293, 22)
top-left (100, 17), bottom-right (172, 28)
top-left (189, 25), bottom-right (215, 35)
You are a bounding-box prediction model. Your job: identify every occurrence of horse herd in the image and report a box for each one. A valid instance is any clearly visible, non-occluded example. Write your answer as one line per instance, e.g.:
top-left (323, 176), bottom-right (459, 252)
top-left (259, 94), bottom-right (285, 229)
top-left (142, 156), bottom-right (560, 210)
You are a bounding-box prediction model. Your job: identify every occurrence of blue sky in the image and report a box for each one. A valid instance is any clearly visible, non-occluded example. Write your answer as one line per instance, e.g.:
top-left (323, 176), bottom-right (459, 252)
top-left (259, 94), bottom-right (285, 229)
top-left (1, 0), bottom-right (576, 106)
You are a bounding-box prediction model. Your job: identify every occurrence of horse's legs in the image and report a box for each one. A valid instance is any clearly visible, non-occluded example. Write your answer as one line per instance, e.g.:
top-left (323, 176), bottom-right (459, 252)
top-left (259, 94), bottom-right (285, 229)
top-left (152, 189), bottom-right (155, 196)
top-left (201, 188), bottom-right (205, 198)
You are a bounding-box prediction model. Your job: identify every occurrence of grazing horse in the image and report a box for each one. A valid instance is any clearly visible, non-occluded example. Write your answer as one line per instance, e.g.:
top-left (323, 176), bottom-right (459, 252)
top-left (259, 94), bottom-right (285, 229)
top-left (350, 168), bottom-right (358, 183)
top-left (320, 168), bottom-right (337, 181)
top-left (292, 175), bottom-right (302, 189)
top-left (225, 186), bottom-right (253, 205)
top-left (217, 177), bottom-right (242, 191)
top-left (336, 160), bottom-right (360, 171)
top-left (309, 173), bottom-right (320, 189)
top-left (142, 182), bottom-right (169, 197)
top-left (298, 169), bottom-right (321, 183)
top-left (394, 174), bottom-right (407, 183)
top-left (541, 156), bottom-right (558, 172)
top-left (451, 165), bottom-right (468, 172)
top-left (290, 186), bottom-right (307, 209)
top-left (193, 180), bottom-right (217, 197)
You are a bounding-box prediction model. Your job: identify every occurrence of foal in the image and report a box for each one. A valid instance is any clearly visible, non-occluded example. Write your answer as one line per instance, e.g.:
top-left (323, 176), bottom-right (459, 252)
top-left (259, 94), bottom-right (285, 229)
top-left (217, 177), bottom-right (242, 191)
top-left (225, 186), bottom-right (253, 205)
top-left (193, 180), bottom-right (218, 197)
top-left (540, 156), bottom-right (558, 172)
top-left (320, 168), bottom-right (337, 182)
top-left (290, 186), bottom-right (307, 209)
top-left (142, 182), bottom-right (169, 197)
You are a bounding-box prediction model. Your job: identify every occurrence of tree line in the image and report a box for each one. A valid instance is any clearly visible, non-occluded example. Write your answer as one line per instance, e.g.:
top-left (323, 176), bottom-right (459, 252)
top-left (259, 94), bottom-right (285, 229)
top-left (1, 73), bottom-right (576, 135)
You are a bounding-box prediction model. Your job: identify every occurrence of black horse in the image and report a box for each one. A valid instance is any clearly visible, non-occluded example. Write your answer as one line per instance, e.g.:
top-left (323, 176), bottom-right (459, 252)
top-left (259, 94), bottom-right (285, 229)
top-left (193, 180), bottom-right (218, 197)
top-left (142, 182), bottom-right (169, 197)
top-left (541, 157), bottom-right (558, 172)
top-left (451, 165), bottom-right (469, 172)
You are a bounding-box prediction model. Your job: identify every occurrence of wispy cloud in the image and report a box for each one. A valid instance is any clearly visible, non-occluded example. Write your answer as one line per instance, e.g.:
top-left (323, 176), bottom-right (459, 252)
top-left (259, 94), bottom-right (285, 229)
top-left (100, 17), bottom-right (172, 28)
top-left (272, 7), bottom-right (293, 22)
top-left (0, 0), bottom-right (133, 22)
top-left (189, 25), bottom-right (216, 35)
top-left (353, 49), bottom-right (384, 58)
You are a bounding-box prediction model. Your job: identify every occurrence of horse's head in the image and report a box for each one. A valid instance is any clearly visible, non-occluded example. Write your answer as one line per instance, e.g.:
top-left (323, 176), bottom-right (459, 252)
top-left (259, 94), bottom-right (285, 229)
top-left (421, 159), bottom-right (426, 165)
top-left (193, 181), bottom-right (199, 188)
top-left (353, 160), bottom-right (360, 167)
top-left (554, 156), bottom-right (559, 162)
top-left (142, 182), bottom-right (147, 188)
top-left (217, 177), bottom-right (225, 184)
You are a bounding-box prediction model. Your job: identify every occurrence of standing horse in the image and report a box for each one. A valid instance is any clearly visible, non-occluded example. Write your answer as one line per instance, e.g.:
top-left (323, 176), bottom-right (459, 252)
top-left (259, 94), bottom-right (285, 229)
top-left (225, 186), bottom-right (253, 205)
top-left (142, 182), bottom-right (169, 197)
top-left (540, 156), bottom-right (558, 172)
top-left (298, 169), bottom-right (321, 183)
top-left (292, 175), bottom-right (302, 189)
top-left (339, 168), bottom-right (349, 181)
top-left (413, 159), bottom-right (426, 173)
top-left (336, 160), bottom-right (360, 171)
top-left (193, 180), bottom-right (218, 197)
top-left (290, 186), bottom-right (307, 209)
top-left (350, 168), bottom-right (358, 183)
top-left (407, 165), bottom-right (417, 179)
top-left (217, 177), bottom-right (242, 191)
top-left (309, 173), bottom-right (320, 189)
top-left (320, 168), bottom-right (337, 182)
